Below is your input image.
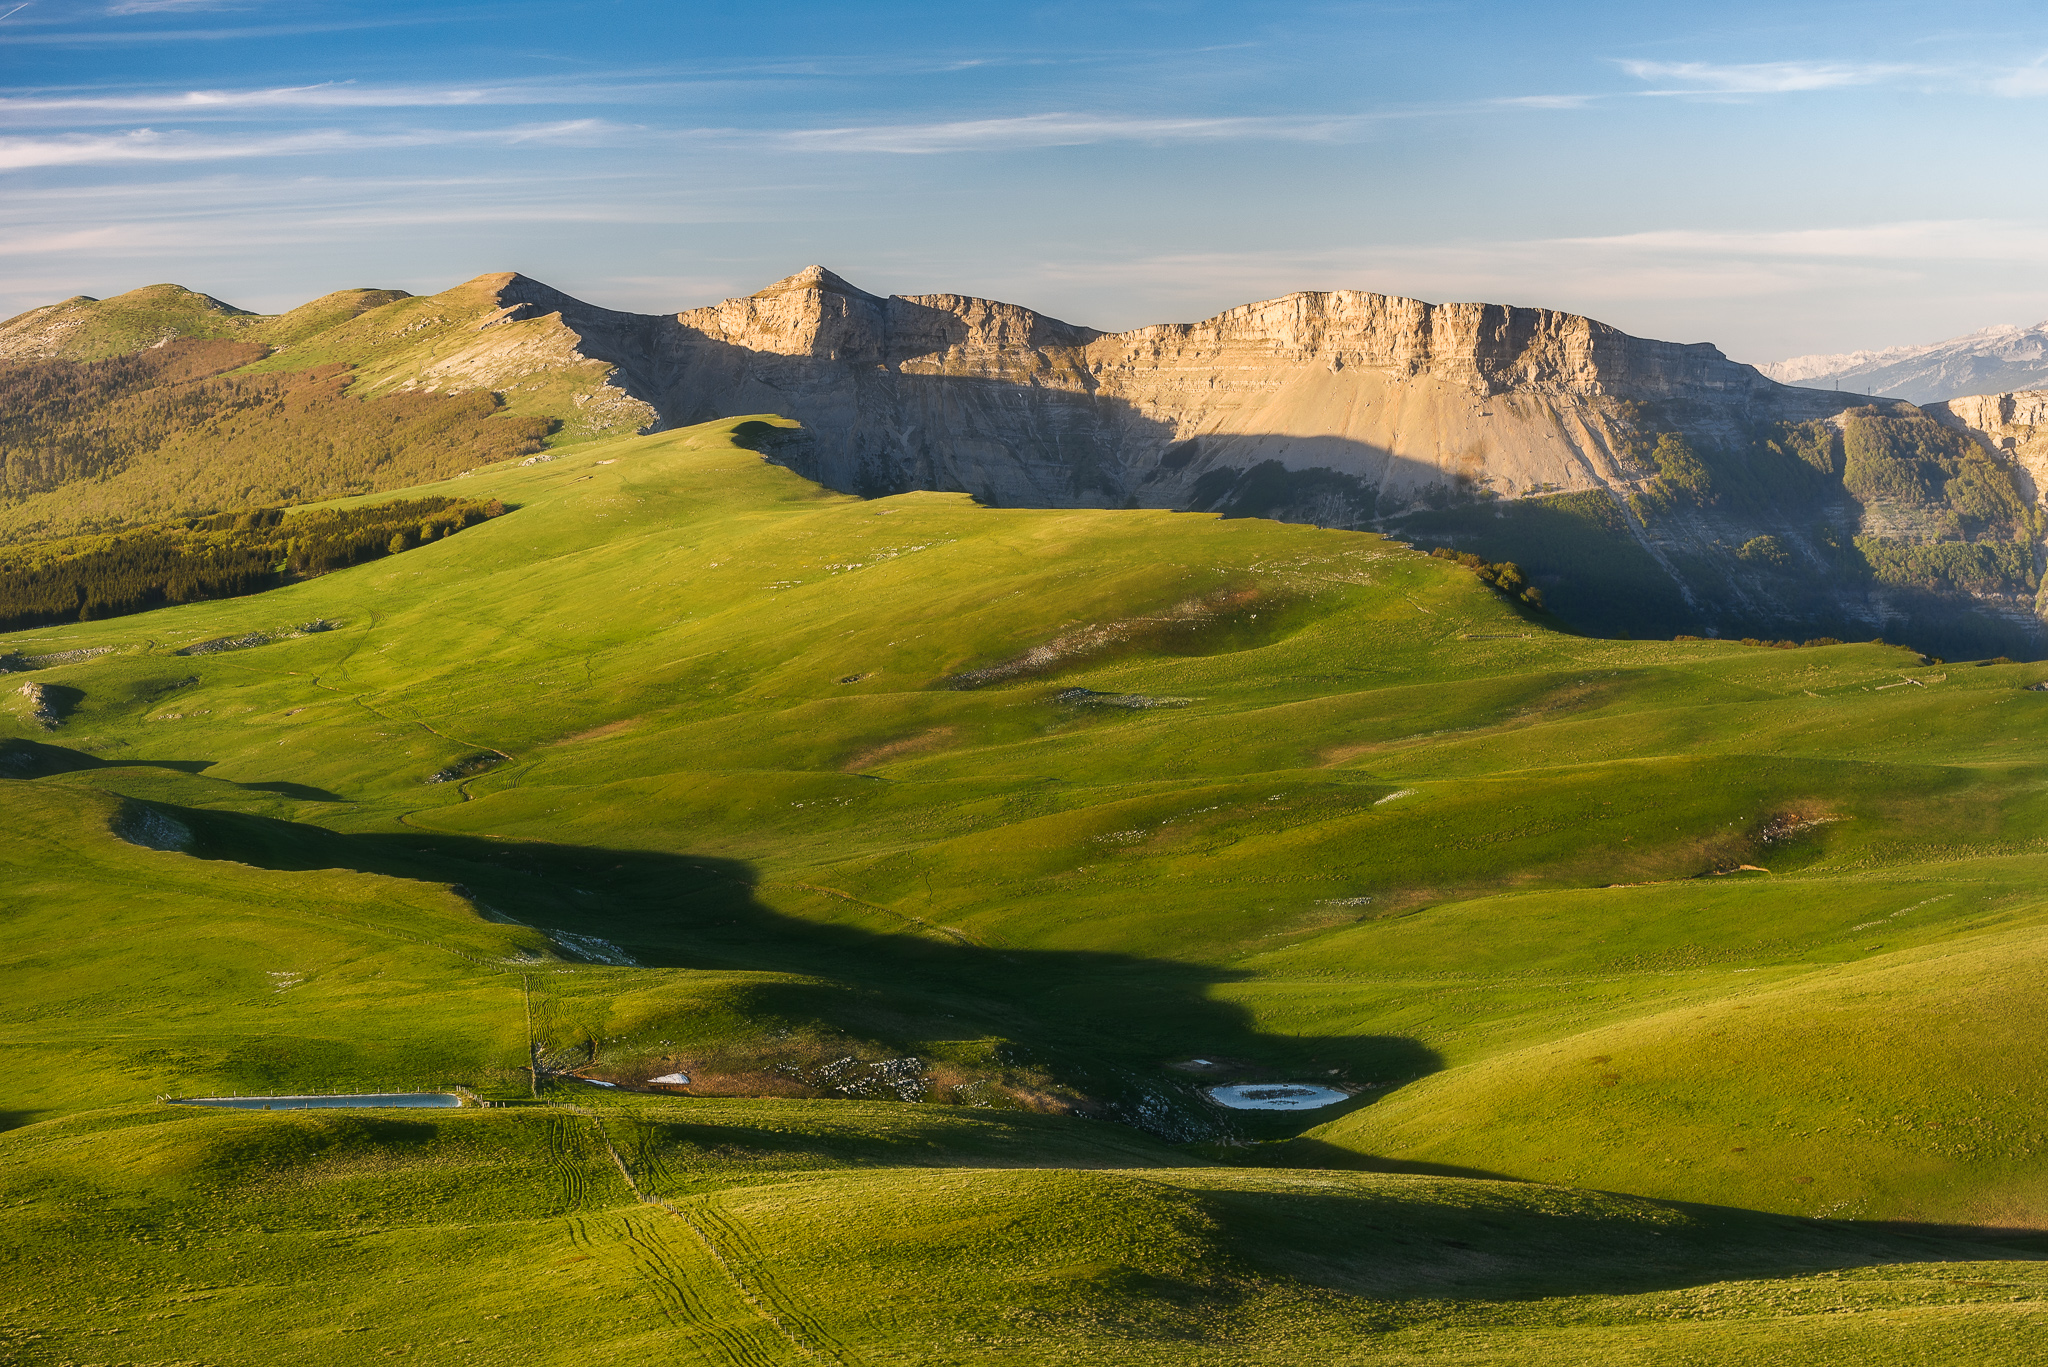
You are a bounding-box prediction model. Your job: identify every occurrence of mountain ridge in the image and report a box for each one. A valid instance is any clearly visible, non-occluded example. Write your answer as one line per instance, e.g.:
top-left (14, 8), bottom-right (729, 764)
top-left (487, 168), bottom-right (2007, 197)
top-left (7, 267), bottom-right (2048, 654)
top-left (1760, 319), bottom-right (2048, 402)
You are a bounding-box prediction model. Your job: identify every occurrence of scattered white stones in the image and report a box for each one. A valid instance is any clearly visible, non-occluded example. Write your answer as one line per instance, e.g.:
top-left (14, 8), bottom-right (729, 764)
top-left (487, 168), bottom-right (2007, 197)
top-left (1207, 1083), bottom-right (1349, 1111)
top-left (548, 931), bottom-right (637, 966)
top-left (1054, 688), bottom-right (1192, 710)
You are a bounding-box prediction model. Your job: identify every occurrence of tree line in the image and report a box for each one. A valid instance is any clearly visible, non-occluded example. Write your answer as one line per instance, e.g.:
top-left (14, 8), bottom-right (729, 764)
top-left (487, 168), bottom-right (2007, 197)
top-left (0, 496), bottom-right (505, 632)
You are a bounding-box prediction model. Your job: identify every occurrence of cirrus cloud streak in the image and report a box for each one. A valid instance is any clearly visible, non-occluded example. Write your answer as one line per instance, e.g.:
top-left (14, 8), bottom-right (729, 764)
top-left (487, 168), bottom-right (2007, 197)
top-left (0, 119), bottom-right (624, 170)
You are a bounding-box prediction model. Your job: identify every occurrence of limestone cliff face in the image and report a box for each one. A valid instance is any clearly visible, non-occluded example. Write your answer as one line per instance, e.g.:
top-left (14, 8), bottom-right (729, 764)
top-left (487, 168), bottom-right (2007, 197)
top-left (1929, 390), bottom-right (2048, 496)
top-left (603, 266), bottom-right (1850, 518)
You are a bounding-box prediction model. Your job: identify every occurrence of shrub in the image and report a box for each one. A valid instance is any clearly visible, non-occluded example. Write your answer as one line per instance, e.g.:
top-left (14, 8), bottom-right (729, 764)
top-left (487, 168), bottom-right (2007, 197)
top-left (1736, 535), bottom-right (1794, 571)
top-left (1630, 433), bottom-right (1715, 520)
top-left (1428, 547), bottom-right (1546, 612)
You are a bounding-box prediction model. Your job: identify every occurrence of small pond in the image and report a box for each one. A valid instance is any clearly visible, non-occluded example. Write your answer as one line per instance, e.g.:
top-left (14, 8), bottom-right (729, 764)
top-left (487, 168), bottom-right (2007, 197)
top-left (1207, 1083), bottom-right (1350, 1111)
top-left (167, 1093), bottom-right (462, 1110)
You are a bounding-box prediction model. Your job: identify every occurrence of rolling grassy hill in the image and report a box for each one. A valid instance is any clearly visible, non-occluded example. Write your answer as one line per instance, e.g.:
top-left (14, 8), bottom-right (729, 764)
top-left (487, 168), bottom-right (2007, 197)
top-left (0, 274), bottom-right (648, 543)
top-left (3, 416), bottom-right (2047, 1363)
top-left (0, 283), bottom-right (354, 360)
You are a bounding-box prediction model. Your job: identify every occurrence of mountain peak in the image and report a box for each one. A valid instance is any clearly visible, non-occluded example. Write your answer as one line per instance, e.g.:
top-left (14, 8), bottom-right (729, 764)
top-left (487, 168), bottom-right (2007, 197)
top-left (753, 266), bottom-right (877, 300)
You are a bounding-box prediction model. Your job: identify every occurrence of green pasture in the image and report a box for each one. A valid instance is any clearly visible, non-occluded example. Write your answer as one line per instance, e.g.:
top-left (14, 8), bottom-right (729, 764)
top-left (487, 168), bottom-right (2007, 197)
top-left (5, 416), bottom-right (2048, 1362)
top-left (5, 1098), bottom-right (2047, 1366)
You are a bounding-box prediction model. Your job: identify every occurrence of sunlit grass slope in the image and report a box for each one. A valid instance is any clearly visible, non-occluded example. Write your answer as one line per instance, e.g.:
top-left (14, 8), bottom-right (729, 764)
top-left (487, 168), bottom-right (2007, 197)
top-left (5, 415), bottom-right (2048, 1362)
top-left (6, 1096), bottom-right (2047, 1366)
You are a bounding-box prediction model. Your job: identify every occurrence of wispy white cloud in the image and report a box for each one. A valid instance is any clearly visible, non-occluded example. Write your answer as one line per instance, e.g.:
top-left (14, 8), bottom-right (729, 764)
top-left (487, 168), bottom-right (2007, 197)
top-left (1560, 220), bottom-right (2048, 261)
top-left (1609, 54), bottom-right (2048, 101)
top-left (1992, 55), bottom-right (2048, 97)
top-left (1011, 219), bottom-right (2048, 334)
top-left (1619, 59), bottom-right (1914, 94)
top-left (0, 14), bottom-right (441, 43)
top-left (105, 0), bottom-right (252, 13)
top-left (1493, 94), bottom-right (1597, 110)
top-left (0, 224), bottom-right (158, 256)
top-left (755, 111), bottom-right (1377, 154)
top-left (0, 119), bottom-right (623, 170)
top-left (1027, 246), bottom-right (1915, 317)
top-left (0, 83), bottom-right (507, 115)
top-left (0, 80), bottom-right (687, 119)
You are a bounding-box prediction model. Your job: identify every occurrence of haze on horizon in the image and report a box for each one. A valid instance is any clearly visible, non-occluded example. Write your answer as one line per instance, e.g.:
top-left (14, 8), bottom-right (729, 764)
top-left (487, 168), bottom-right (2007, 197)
top-left (2, 0), bottom-right (2045, 365)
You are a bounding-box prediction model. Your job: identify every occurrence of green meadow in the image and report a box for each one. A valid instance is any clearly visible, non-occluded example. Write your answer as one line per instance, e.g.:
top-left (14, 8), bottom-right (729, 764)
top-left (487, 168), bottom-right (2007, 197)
top-left (4, 417), bottom-right (2047, 1363)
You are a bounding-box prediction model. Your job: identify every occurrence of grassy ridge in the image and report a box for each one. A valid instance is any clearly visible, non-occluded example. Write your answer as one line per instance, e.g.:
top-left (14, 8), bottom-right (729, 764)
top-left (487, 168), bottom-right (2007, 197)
top-left (0, 337), bottom-right (545, 539)
top-left (5, 415), bottom-right (2048, 1361)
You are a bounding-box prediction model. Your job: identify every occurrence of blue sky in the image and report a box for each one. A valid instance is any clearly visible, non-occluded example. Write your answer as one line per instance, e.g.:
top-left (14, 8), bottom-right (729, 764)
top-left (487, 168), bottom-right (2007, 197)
top-left (2, 0), bottom-right (2045, 361)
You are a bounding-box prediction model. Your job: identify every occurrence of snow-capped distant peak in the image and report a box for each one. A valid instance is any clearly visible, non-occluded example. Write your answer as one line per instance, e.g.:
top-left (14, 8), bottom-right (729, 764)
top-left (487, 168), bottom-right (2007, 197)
top-left (1758, 320), bottom-right (2048, 402)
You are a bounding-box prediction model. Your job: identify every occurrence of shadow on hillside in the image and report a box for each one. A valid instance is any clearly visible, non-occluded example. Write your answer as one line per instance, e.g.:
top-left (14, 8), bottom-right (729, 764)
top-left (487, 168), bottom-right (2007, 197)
top-left (83, 786), bottom-right (1439, 1143)
top-left (669, 312), bottom-right (2041, 657)
top-left (0, 739), bottom-right (344, 800)
top-left (1200, 1181), bottom-right (2048, 1306)
top-left (21, 742), bottom-right (2048, 1296)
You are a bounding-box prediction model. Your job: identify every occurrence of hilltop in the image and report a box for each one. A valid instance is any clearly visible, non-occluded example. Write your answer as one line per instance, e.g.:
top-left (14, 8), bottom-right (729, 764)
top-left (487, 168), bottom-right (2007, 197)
top-left (4, 417), bottom-right (2048, 1362)
top-left (0, 282), bottom-right (408, 360)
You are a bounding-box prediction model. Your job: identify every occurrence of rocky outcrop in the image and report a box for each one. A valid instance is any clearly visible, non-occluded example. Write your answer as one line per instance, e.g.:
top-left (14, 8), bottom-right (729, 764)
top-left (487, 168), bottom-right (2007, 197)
top-left (14, 682), bottom-right (59, 731)
top-left (1929, 389), bottom-right (2048, 462)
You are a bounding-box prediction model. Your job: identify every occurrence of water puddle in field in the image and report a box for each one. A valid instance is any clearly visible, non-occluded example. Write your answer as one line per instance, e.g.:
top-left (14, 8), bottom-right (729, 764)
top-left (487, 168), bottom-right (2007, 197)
top-left (1206, 1083), bottom-right (1350, 1111)
top-left (167, 1093), bottom-right (462, 1110)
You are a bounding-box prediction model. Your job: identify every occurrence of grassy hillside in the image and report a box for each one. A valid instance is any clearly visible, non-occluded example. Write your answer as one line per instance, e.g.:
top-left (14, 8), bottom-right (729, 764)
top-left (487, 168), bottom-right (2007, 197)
top-left (0, 283), bottom-right (404, 361)
top-left (0, 274), bottom-right (656, 541)
top-left (4, 415), bottom-right (2047, 1362)
top-left (0, 337), bottom-right (547, 539)
top-left (8, 1097), bottom-right (2044, 1365)
top-left (242, 271), bottom-right (659, 445)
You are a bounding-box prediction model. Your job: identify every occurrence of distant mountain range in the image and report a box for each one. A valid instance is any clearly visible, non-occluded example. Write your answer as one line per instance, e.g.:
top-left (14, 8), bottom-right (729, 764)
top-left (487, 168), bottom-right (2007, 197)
top-left (1760, 321), bottom-right (2048, 402)
top-left (6, 269), bottom-right (2048, 656)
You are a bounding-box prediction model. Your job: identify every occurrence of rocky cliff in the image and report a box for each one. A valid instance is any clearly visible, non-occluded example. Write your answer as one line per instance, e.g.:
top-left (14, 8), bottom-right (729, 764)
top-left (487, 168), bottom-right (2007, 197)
top-left (9, 266), bottom-right (2046, 655)
top-left (624, 266), bottom-right (1854, 521)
